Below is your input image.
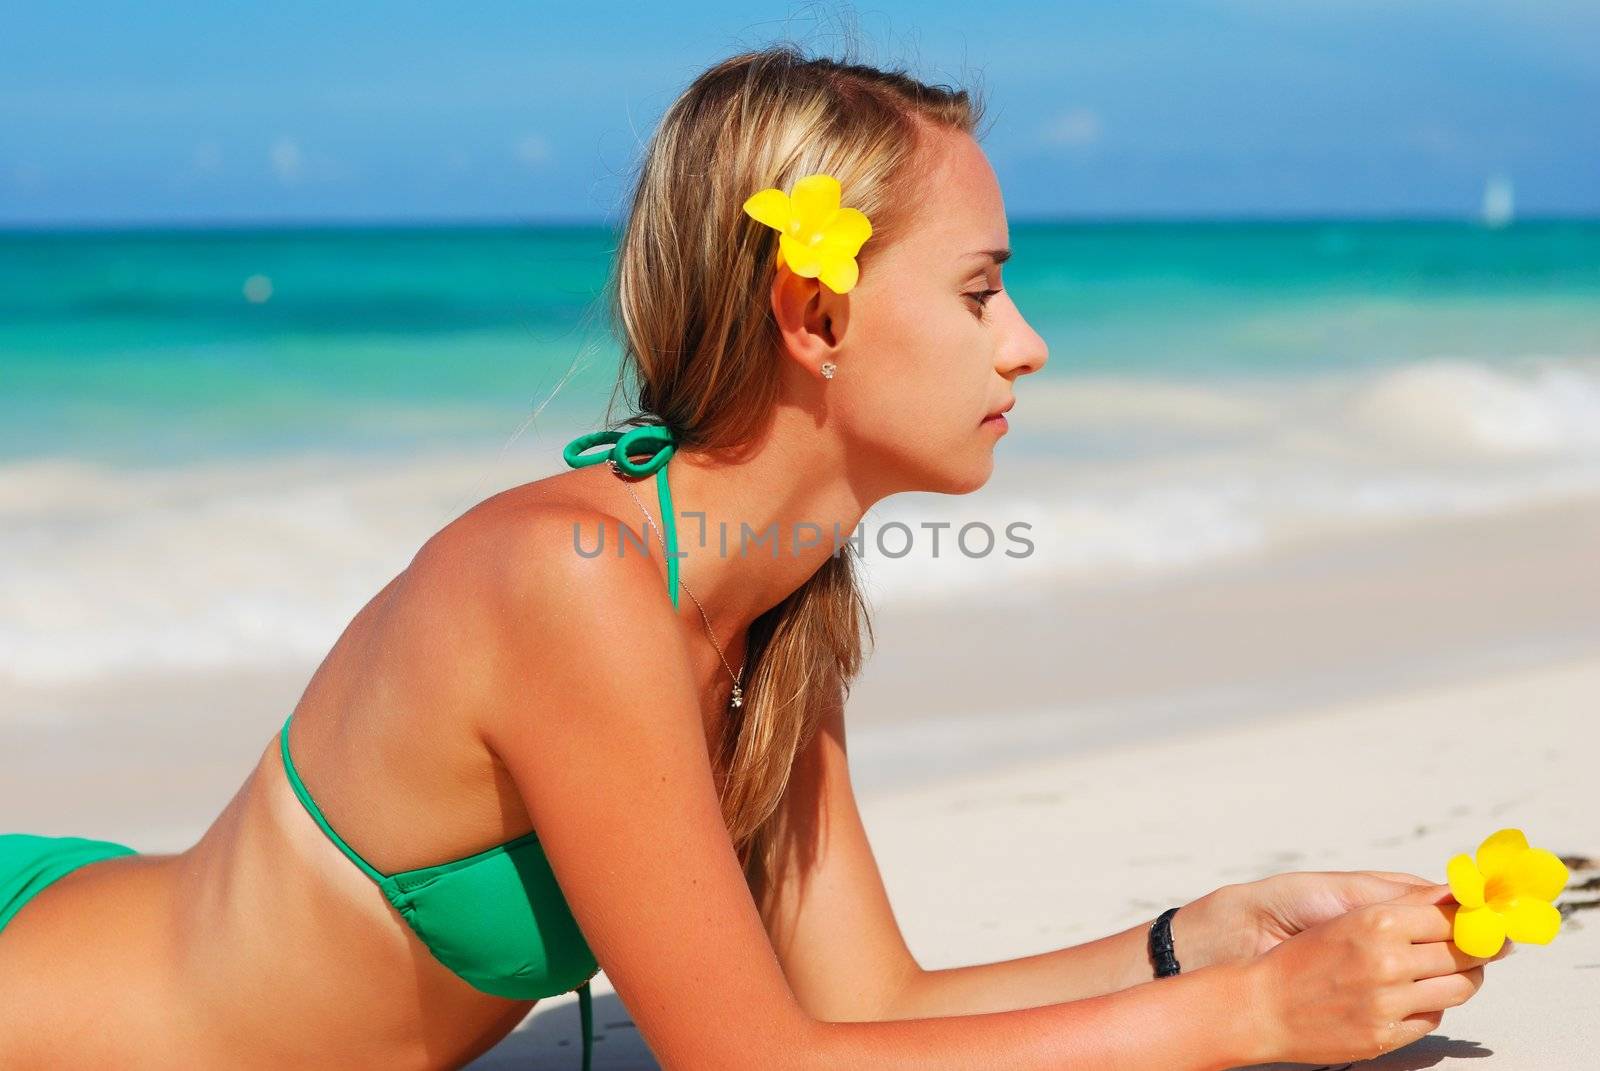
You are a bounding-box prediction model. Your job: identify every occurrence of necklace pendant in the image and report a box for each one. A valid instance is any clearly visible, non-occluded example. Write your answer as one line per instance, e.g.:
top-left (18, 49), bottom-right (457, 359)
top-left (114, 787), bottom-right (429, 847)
top-left (730, 682), bottom-right (743, 709)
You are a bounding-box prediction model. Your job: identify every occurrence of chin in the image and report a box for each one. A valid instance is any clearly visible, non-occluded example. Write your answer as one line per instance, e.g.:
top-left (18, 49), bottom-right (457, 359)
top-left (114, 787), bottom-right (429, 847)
top-left (929, 452), bottom-right (996, 495)
top-left (877, 431), bottom-right (997, 495)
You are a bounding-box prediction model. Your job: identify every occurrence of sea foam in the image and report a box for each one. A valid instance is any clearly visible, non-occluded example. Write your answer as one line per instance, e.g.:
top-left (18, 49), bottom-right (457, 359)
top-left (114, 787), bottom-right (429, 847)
top-left (4, 356), bottom-right (1599, 692)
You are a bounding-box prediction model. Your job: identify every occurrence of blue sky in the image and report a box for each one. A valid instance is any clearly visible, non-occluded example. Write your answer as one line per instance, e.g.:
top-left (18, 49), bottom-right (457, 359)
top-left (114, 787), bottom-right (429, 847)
top-left (2, 1), bottom-right (1596, 226)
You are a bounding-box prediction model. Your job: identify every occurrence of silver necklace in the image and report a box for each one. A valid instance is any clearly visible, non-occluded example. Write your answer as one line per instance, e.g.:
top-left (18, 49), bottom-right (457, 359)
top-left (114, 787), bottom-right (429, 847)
top-left (610, 461), bottom-right (746, 711)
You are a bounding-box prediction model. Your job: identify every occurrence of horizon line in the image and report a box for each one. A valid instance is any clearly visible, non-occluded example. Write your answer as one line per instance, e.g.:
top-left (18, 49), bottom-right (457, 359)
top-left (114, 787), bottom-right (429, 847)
top-left (2, 210), bottom-right (1597, 236)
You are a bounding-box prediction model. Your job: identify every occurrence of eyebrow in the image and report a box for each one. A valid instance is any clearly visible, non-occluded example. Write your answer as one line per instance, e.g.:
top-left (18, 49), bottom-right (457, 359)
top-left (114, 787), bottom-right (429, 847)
top-left (964, 247), bottom-right (1012, 266)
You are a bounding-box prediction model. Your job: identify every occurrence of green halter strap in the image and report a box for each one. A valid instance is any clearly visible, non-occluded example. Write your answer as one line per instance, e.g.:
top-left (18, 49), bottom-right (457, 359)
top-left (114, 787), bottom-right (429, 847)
top-left (561, 421), bottom-right (681, 1069)
top-left (562, 423), bottom-right (681, 610)
top-left (577, 981), bottom-right (593, 1071)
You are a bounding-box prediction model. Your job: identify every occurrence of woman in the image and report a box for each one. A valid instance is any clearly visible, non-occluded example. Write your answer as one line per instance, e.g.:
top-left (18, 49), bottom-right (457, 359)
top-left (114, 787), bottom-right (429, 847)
top-left (0, 45), bottom-right (1497, 1070)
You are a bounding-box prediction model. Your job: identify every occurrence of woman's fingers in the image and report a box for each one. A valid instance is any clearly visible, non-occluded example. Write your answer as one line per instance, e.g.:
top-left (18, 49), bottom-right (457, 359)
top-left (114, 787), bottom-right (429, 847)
top-left (1406, 938), bottom-right (1503, 980)
top-left (1378, 894), bottom-right (1458, 944)
top-left (1399, 1009), bottom-right (1445, 1040)
top-left (1384, 884), bottom-right (1460, 933)
top-left (1361, 869), bottom-right (1438, 887)
top-left (1403, 964), bottom-right (1485, 1016)
top-left (1387, 882), bottom-right (1457, 907)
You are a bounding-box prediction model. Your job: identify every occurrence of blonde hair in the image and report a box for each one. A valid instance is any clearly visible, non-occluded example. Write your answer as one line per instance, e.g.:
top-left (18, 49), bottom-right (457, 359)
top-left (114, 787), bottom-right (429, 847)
top-left (600, 43), bottom-right (985, 879)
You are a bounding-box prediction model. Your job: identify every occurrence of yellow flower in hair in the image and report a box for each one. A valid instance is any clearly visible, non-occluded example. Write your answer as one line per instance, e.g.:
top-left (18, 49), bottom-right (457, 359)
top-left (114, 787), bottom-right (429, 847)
top-left (1446, 827), bottom-right (1569, 957)
top-left (742, 173), bottom-right (873, 294)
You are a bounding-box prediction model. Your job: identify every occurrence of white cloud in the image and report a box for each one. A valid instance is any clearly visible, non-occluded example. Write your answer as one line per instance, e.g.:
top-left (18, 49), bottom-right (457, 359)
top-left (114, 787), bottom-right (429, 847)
top-left (514, 134), bottom-right (552, 169)
top-left (1041, 107), bottom-right (1104, 149)
top-left (270, 137), bottom-right (305, 184)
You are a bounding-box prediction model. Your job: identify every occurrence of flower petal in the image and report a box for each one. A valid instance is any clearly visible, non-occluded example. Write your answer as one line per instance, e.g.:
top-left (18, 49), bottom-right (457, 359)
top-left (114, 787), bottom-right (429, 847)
top-left (822, 207), bottom-right (872, 255)
top-left (1505, 848), bottom-right (1570, 902)
top-left (817, 253), bottom-right (859, 295)
top-left (1501, 896), bottom-right (1562, 944)
top-left (791, 174), bottom-right (842, 234)
top-left (1476, 828), bottom-right (1529, 882)
top-left (816, 234), bottom-right (869, 264)
top-left (779, 233), bottom-right (823, 278)
top-left (742, 188), bottom-right (791, 232)
top-left (1453, 904), bottom-right (1507, 958)
top-left (1447, 853), bottom-right (1486, 910)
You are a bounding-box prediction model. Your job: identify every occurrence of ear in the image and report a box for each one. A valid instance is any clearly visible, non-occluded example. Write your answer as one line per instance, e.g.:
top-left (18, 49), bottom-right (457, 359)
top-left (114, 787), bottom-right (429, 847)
top-left (769, 263), bottom-right (847, 377)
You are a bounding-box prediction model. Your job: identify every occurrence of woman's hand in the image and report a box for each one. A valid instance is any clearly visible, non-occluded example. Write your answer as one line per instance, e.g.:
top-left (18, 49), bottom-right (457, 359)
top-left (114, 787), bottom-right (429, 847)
top-left (1177, 869), bottom-right (1441, 969)
top-left (1244, 882), bottom-right (1496, 1065)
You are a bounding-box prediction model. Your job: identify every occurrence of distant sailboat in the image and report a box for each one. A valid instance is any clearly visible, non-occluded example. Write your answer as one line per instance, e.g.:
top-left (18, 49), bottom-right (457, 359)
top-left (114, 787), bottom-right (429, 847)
top-left (1481, 174), bottom-right (1514, 229)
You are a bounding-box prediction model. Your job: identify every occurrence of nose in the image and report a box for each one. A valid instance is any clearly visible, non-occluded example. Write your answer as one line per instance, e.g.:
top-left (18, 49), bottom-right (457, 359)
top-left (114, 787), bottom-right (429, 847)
top-left (996, 294), bottom-right (1049, 378)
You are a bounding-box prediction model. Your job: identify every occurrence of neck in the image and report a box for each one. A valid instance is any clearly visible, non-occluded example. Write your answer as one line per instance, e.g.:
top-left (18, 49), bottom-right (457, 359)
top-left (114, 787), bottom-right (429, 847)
top-left (654, 405), bottom-right (881, 644)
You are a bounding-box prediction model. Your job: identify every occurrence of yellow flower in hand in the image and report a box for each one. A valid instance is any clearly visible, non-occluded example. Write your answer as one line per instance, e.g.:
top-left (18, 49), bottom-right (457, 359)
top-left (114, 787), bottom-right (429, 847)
top-left (1447, 827), bottom-right (1569, 957)
top-left (742, 173), bottom-right (873, 295)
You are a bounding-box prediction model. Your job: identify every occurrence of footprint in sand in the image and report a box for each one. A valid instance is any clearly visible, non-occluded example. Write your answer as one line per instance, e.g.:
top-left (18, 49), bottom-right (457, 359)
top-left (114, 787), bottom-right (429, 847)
top-left (1557, 853), bottom-right (1599, 921)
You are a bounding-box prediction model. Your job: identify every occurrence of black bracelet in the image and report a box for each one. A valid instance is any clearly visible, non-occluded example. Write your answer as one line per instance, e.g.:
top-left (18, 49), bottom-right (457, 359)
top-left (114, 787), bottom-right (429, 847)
top-left (1148, 906), bottom-right (1183, 978)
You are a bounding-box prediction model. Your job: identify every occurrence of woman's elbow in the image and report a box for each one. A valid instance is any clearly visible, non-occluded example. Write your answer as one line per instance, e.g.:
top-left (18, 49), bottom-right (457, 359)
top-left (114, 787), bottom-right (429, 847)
top-left (790, 961), bottom-right (927, 1024)
top-left (652, 1006), bottom-right (832, 1071)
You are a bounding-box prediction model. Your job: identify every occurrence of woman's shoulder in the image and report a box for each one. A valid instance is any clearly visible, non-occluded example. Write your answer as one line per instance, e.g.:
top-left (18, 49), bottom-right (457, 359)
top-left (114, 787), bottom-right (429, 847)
top-left (396, 475), bottom-right (682, 697)
top-left (381, 480), bottom-right (694, 750)
top-left (435, 470), bottom-right (665, 593)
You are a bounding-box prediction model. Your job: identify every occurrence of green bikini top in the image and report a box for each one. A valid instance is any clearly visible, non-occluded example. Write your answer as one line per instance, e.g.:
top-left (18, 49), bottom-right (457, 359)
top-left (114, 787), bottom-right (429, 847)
top-left (279, 423), bottom-right (681, 1071)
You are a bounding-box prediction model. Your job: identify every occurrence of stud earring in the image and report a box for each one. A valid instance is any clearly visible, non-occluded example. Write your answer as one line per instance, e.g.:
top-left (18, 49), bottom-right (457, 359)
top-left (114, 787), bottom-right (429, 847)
top-left (820, 362), bottom-right (836, 379)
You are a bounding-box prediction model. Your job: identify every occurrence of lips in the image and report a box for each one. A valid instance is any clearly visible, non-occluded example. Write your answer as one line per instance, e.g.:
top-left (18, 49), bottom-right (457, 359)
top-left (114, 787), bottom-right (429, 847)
top-left (984, 399), bottom-right (1015, 421)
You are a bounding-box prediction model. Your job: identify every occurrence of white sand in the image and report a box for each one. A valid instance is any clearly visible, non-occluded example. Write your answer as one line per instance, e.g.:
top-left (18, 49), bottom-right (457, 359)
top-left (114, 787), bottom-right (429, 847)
top-left (4, 498), bottom-right (1596, 1068)
top-left (867, 653), bottom-right (1598, 1070)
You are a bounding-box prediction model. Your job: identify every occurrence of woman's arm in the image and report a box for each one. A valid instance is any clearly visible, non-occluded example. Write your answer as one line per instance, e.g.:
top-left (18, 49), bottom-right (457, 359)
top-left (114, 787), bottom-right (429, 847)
top-left (878, 907), bottom-right (1236, 1019)
top-left (748, 683), bottom-right (921, 1021)
top-left (471, 507), bottom-right (1270, 1070)
top-left (752, 680), bottom-right (1241, 1021)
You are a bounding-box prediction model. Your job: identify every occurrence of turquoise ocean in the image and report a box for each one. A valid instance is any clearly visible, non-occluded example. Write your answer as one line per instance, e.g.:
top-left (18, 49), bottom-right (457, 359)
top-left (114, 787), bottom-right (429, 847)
top-left (3, 221), bottom-right (1598, 693)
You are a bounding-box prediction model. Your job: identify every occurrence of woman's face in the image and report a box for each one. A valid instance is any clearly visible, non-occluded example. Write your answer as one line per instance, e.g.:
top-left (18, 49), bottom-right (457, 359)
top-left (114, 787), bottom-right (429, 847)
top-left (822, 127), bottom-right (1049, 496)
top-left (771, 127), bottom-right (1049, 496)
top-left (780, 128), bottom-right (1056, 493)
